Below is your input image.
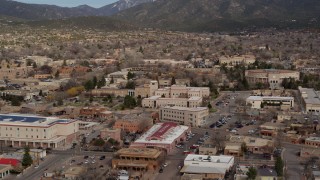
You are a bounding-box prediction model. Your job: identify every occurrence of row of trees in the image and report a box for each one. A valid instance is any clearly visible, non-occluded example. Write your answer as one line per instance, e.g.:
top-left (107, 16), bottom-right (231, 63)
top-left (84, 76), bottom-right (106, 91)
top-left (0, 95), bottom-right (23, 106)
top-left (246, 157), bottom-right (284, 179)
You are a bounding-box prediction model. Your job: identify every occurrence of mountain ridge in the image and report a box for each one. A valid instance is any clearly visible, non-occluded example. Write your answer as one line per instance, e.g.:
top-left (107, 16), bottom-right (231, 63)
top-left (0, 0), bottom-right (156, 19)
top-left (114, 0), bottom-right (320, 31)
top-left (1, 0), bottom-right (320, 32)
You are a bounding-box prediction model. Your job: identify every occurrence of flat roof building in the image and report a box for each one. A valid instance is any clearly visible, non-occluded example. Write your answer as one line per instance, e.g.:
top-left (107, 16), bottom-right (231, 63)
top-left (142, 96), bottom-right (202, 109)
top-left (0, 114), bottom-right (79, 149)
top-left (130, 122), bottom-right (190, 154)
top-left (154, 85), bottom-right (209, 98)
top-left (219, 55), bottom-right (255, 66)
top-left (113, 114), bottom-right (153, 133)
top-left (246, 96), bottom-right (294, 109)
top-left (299, 87), bottom-right (320, 113)
top-left (228, 136), bottom-right (274, 155)
top-left (245, 69), bottom-right (300, 89)
top-left (112, 148), bottom-right (164, 171)
top-left (0, 165), bottom-right (12, 179)
top-left (160, 106), bottom-right (209, 127)
top-left (181, 155), bottom-right (234, 180)
top-left (305, 137), bottom-right (320, 148)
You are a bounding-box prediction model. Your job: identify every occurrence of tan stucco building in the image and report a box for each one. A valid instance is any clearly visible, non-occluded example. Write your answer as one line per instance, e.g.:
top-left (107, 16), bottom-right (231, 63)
top-left (0, 66), bottom-right (32, 80)
top-left (160, 106), bottom-right (209, 127)
top-left (245, 69), bottom-right (300, 89)
top-left (219, 55), bottom-right (255, 66)
top-left (246, 96), bottom-right (294, 109)
top-left (90, 88), bottom-right (134, 97)
top-left (154, 85), bottom-right (210, 98)
top-left (142, 96), bottom-right (202, 108)
top-left (0, 114), bottom-right (79, 149)
top-left (299, 87), bottom-right (320, 113)
top-left (134, 80), bottom-right (158, 98)
top-left (113, 114), bottom-right (153, 133)
top-left (112, 148), bottom-right (164, 171)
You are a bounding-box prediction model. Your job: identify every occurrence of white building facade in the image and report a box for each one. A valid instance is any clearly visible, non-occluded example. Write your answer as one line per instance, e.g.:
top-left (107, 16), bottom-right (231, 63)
top-left (246, 96), bottom-right (294, 109)
top-left (0, 114), bottom-right (79, 149)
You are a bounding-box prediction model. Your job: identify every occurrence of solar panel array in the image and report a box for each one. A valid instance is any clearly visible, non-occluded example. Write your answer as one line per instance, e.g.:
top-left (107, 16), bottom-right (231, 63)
top-left (0, 114), bottom-right (45, 123)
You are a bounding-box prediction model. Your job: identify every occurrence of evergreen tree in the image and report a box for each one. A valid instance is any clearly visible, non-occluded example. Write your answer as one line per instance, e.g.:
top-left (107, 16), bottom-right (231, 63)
top-left (207, 103), bottom-right (212, 109)
top-left (26, 59), bottom-right (33, 66)
top-left (275, 157), bottom-right (284, 176)
top-left (11, 97), bottom-right (21, 106)
top-left (22, 147), bottom-right (33, 167)
top-left (92, 76), bottom-right (98, 89)
top-left (125, 81), bottom-right (136, 89)
top-left (138, 46), bottom-right (144, 53)
top-left (54, 71), bottom-right (60, 79)
top-left (97, 76), bottom-right (106, 89)
top-left (84, 80), bottom-right (94, 91)
top-left (136, 95), bottom-right (142, 106)
top-left (171, 76), bottom-right (176, 85)
top-left (39, 90), bottom-right (43, 97)
top-left (32, 62), bottom-right (37, 68)
top-left (62, 59), bottom-right (67, 66)
top-left (93, 138), bottom-right (105, 146)
top-left (123, 95), bottom-right (136, 109)
top-left (241, 142), bottom-right (248, 154)
top-left (246, 166), bottom-right (257, 180)
top-left (110, 77), bottom-right (114, 84)
top-left (127, 72), bottom-right (135, 80)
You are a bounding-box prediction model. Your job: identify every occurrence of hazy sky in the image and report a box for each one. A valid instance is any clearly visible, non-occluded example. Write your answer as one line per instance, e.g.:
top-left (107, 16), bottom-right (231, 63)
top-left (14, 0), bottom-right (118, 8)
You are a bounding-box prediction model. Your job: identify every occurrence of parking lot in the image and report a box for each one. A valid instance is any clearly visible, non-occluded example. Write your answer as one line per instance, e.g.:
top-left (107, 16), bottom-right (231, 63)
top-left (42, 154), bottom-right (112, 178)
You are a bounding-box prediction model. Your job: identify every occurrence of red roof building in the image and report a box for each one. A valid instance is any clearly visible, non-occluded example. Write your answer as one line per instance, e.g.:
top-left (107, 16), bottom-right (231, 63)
top-left (131, 122), bottom-right (190, 154)
top-left (0, 158), bottom-right (20, 166)
top-left (148, 122), bottom-right (177, 141)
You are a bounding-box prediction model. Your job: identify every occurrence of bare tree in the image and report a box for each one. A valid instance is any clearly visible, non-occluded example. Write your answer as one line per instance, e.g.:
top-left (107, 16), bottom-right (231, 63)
top-left (211, 130), bottom-right (226, 152)
top-left (274, 129), bottom-right (284, 148)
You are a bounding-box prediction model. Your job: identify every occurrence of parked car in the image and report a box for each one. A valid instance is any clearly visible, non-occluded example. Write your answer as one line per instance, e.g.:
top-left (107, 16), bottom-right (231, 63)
top-left (99, 156), bottom-right (105, 160)
top-left (159, 168), bottom-right (163, 173)
top-left (230, 129), bottom-right (238, 133)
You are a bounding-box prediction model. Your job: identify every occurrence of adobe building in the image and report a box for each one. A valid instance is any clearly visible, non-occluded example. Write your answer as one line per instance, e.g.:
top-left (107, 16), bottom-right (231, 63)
top-left (112, 148), bottom-right (164, 171)
top-left (160, 106), bottom-right (209, 127)
top-left (79, 107), bottom-right (113, 120)
top-left (219, 55), bottom-right (256, 66)
top-left (100, 128), bottom-right (122, 143)
top-left (113, 114), bottom-right (153, 133)
top-left (245, 69), bottom-right (300, 89)
top-left (299, 87), bottom-right (320, 113)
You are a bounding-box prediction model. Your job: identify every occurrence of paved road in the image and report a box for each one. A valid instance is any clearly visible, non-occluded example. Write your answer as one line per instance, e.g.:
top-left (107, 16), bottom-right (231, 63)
top-left (16, 91), bottom-right (254, 180)
top-left (17, 149), bottom-right (115, 180)
top-left (283, 143), bottom-right (304, 180)
top-left (18, 154), bottom-right (69, 180)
